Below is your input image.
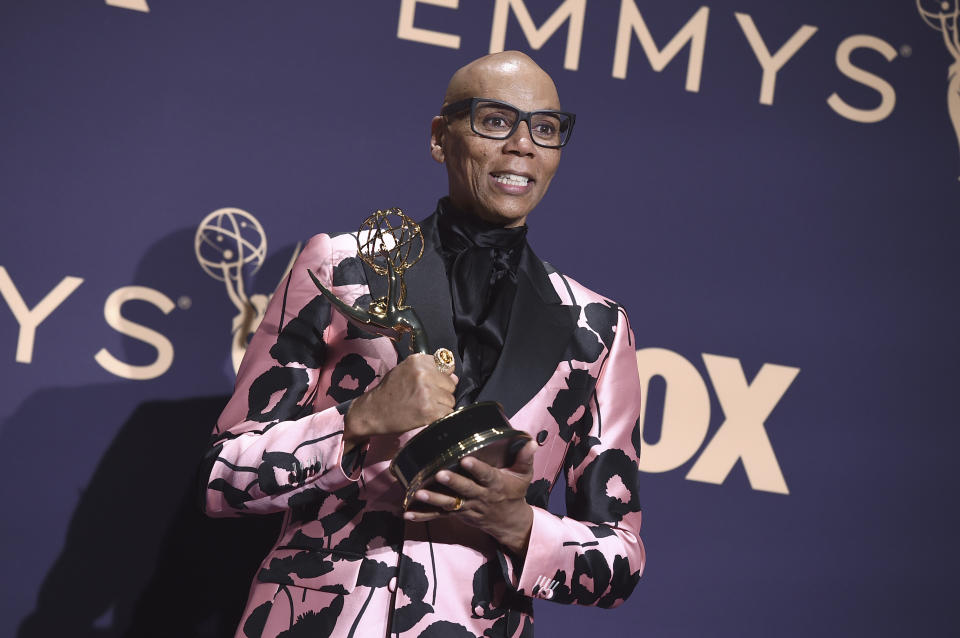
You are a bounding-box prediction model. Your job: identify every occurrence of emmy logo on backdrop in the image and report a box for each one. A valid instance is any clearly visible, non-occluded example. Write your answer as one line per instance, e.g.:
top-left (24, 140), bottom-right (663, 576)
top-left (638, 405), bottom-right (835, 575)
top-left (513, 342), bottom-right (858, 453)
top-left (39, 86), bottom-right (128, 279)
top-left (308, 208), bottom-right (530, 510)
top-left (917, 0), bottom-right (960, 179)
top-left (195, 207), bottom-right (300, 373)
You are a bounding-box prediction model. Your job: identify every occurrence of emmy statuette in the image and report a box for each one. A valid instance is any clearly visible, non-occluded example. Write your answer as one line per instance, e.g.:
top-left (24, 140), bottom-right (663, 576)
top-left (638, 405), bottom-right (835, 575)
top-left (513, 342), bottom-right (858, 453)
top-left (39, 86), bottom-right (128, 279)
top-left (308, 209), bottom-right (530, 510)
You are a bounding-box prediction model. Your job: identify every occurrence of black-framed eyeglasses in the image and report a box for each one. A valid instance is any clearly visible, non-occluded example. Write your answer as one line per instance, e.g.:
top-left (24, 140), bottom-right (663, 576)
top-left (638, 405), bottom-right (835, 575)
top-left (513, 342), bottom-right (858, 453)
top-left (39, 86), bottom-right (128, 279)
top-left (440, 97), bottom-right (576, 148)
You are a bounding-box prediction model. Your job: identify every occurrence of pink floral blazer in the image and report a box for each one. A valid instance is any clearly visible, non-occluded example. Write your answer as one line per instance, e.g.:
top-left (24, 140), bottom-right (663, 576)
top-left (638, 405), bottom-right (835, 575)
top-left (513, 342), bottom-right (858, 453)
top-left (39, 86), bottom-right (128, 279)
top-left (201, 213), bottom-right (646, 638)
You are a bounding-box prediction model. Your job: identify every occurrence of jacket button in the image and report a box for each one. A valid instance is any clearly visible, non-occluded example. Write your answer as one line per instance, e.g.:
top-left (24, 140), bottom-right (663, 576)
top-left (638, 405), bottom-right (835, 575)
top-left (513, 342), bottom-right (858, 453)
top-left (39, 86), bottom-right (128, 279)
top-left (388, 576), bottom-right (397, 593)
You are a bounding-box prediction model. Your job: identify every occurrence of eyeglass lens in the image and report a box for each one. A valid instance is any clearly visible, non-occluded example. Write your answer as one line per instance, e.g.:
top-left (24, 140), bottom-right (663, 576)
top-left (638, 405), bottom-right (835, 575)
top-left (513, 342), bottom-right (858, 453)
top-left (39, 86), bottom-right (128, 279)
top-left (473, 101), bottom-right (571, 147)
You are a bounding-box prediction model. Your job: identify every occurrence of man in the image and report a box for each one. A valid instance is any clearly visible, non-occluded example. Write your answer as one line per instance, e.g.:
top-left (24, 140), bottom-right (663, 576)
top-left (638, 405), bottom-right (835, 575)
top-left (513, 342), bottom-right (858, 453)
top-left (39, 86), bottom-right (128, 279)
top-left (202, 51), bottom-right (645, 638)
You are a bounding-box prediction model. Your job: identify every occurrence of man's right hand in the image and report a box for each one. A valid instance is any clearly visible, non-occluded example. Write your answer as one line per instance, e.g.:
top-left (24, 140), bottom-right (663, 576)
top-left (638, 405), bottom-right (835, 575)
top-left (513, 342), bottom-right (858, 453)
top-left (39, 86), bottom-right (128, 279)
top-left (343, 353), bottom-right (457, 450)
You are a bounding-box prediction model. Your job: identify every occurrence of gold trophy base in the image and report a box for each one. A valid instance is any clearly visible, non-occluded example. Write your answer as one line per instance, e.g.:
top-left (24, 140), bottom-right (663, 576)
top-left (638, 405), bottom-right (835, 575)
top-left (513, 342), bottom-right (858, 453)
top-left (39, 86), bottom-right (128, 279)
top-left (389, 401), bottom-right (531, 511)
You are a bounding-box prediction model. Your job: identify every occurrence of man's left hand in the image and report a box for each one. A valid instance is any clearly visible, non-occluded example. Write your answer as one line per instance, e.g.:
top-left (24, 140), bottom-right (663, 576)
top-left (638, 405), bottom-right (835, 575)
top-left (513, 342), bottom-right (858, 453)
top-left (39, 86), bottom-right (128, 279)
top-left (403, 440), bottom-right (537, 558)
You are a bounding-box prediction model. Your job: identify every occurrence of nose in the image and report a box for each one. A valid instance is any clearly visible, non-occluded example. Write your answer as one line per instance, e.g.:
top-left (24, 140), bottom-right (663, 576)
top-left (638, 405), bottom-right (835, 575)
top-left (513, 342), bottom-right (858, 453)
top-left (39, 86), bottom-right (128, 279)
top-left (503, 120), bottom-right (536, 157)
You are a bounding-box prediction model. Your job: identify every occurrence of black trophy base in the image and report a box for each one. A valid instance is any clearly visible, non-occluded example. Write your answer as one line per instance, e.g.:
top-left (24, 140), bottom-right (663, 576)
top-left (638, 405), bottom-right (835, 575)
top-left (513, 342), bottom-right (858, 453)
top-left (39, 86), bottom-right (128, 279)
top-left (389, 401), bottom-right (531, 511)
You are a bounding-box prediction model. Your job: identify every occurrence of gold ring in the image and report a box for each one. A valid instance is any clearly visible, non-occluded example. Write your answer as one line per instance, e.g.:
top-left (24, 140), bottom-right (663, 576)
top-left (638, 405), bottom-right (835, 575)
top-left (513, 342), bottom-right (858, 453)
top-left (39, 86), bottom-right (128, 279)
top-left (434, 347), bottom-right (455, 375)
top-left (450, 496), bottom-right (463, 511)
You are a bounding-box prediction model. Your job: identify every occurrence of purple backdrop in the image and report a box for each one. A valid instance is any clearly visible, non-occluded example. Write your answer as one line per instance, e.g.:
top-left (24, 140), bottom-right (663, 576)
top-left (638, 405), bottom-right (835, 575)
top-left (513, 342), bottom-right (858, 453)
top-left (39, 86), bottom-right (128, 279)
top-left (1, 1), bottom-right (957, 636)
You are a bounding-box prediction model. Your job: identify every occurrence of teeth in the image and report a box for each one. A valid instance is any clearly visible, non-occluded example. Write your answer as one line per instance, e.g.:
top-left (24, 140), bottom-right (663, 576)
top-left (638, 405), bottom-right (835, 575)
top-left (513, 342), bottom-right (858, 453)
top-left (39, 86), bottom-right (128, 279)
top-left (493, 173), bottom-right (529, 186)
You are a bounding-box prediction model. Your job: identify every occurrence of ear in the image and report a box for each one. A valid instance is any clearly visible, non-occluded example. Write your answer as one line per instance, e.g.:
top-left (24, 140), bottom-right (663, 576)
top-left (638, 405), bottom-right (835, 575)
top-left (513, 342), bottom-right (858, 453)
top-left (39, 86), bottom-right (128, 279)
top-left (430, 116), bottom-right (445, 164)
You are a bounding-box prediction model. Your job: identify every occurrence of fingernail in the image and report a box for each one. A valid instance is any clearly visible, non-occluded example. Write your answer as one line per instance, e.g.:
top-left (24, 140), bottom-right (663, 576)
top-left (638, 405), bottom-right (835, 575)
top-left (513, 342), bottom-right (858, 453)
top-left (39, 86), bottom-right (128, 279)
top-left (403, 512), bottom-right (415, 520)
top-left (436, 472), bottom-right (449, 483)
top-left (416, 491), bottom-right (430, 501)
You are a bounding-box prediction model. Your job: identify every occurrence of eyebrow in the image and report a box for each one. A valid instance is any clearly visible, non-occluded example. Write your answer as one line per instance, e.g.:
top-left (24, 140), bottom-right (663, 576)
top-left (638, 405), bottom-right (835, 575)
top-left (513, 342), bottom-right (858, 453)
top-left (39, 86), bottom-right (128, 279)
top-left (440, 97), bottom-right (565, 115)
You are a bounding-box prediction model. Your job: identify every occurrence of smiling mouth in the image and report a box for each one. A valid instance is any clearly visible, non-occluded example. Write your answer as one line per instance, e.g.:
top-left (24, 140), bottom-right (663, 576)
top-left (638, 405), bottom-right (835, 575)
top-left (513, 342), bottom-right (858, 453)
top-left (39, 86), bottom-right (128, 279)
top-left (491, 173), bottom-right (531, 187)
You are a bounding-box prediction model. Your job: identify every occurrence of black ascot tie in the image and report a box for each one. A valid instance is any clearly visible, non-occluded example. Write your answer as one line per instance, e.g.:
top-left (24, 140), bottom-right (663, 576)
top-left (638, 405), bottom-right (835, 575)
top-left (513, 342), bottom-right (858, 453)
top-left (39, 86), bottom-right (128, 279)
top-left (436, 200), bottom-right (528, 406)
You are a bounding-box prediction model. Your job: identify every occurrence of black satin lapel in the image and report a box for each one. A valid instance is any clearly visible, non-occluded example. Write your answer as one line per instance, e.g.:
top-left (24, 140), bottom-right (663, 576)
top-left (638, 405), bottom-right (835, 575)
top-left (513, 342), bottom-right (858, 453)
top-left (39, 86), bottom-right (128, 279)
top-left (398, 214), bottom-right (461, 368)
top-left (476, 249), bottom-right (579, 419)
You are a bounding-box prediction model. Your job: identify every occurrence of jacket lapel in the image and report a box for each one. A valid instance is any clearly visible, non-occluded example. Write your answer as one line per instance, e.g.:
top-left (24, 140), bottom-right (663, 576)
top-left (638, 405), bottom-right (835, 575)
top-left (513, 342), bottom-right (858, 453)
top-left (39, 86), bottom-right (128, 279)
top-left (475, 246), bottom-right (580, 419)
top-left (363, 210), bottom-right (578, 418)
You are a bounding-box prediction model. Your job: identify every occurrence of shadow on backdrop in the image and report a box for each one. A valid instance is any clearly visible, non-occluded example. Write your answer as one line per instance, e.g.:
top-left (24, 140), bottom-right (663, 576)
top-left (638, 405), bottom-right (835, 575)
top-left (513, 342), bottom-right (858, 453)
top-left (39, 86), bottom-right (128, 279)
top-left (15, 393), bottom-right (280, 638)
top-left (14, 229), bottom-right (304, 636)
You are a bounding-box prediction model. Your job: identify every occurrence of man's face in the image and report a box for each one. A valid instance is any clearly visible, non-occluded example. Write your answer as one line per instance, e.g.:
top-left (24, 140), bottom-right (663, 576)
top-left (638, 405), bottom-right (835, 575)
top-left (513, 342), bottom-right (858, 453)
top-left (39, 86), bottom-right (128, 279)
top-left (432, 60), bottom-right (562, 227)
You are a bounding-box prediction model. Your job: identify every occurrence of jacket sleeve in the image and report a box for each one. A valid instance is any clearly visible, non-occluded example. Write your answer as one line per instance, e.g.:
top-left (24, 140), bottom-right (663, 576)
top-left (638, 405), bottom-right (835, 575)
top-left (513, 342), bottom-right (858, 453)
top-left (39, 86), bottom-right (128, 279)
top-left (201, 233), bottom-right (379, 517)
top-left (501, 306), bottom-right (645, 608)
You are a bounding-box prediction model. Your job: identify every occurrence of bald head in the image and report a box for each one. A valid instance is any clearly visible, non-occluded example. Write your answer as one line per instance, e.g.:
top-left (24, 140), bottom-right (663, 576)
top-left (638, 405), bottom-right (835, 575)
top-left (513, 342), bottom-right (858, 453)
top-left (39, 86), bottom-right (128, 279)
top-left (430, 51), bottom-right (565, 227)
top-left (442, 51), bottom-right (561, 111)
